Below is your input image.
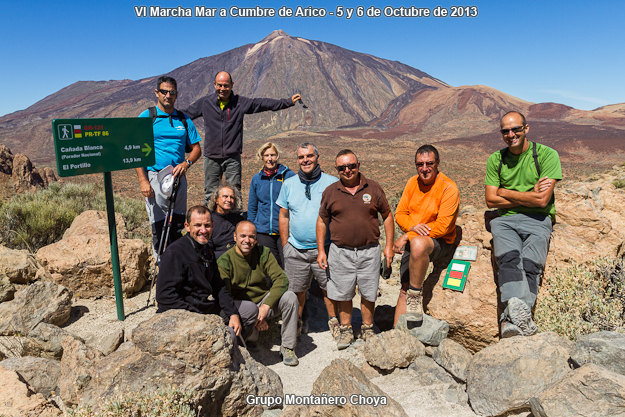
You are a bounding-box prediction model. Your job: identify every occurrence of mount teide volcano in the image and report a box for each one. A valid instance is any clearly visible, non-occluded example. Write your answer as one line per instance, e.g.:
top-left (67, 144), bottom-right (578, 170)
top-left (1, 30), bottom-right (624, 165)
top-left (0, 30), bottom-right (446, 164)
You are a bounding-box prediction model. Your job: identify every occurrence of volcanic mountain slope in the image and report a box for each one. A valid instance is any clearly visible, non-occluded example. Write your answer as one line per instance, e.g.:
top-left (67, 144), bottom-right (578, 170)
top-left (0, 30), bottom-right (446, 164)
top-left (367, 85), bottom-right (625, 141)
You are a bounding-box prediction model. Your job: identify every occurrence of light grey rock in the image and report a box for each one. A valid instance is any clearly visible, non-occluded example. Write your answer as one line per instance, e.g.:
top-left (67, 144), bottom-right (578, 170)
top-left (70, 310), bottom-right (282, 417)
top-left (530, 363), bottom-right (625, 417)
top-left (363, 328), bottom-right (424, 370)
top-left (0, 272), bottom-right (16, 302)
top-left (0, 356), bottom-right (61, 398)
top-left (466, 332), bottom-right (574, 417)
top-left (570, 331), bottom-right (625, 376)
top-left (86, 328), bottom-right (124, 356)
top-left (0, 245), bottom-right (40, 284)
top-left (433, 338), bottom-right (473, 382)
top-left (408, 356), bottom-right (457, 386)
top-left (24, 323), bottom-right (84, 360)
top-left (283, 358), bottom-right (408, 417)
top-left (395, 313), bottom-right (449, 346)
top-left (0, 281), bottom-right (72, 336)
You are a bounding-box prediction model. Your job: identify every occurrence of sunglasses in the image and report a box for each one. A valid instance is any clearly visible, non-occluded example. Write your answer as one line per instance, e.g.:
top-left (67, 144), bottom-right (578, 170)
top-left (336, 163), bottom-right (358, 172)
top-left (158, 89), bottom-right (177, 96)
top-left (500, 125), bottom-right (525, 135)
top-left (416, 161), bottom-right (436, 168)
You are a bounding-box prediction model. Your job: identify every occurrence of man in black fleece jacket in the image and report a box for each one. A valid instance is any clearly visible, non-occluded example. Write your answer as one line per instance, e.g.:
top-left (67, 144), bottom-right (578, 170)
top-left (183, 70), bottom-right (301, 202)
top-left (156, 205), bottom-right (242, 337)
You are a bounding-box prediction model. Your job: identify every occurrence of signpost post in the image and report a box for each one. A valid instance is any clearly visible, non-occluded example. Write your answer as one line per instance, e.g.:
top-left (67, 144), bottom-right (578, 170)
top-left (52, 118), bottom-right (154, 321)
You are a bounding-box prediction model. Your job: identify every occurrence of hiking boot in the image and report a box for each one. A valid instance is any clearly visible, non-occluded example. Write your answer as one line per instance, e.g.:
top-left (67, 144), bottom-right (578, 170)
top-left (500, 320), bottom-right (523, 338)
top-left (328, 317), bottom-right (340, 341)
top-left (405, 288), bottom-right (423, 322)
top-left (280, 346), bottom-right (299, 366)
top-left (336, 325), bottom-right (354, 350)
top-left (507, 297), bottom-right (538, 336)
top-left (360, 323), bottom-right (376, 342)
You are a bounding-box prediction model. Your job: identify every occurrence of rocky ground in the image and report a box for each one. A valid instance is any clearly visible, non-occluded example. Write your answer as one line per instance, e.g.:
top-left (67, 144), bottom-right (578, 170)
top-left (59, 268), bottom-right (483, 417)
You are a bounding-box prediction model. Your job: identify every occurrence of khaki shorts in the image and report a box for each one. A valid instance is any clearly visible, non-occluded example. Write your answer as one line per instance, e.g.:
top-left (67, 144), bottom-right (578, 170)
top-left (284, 243), bottom-right (329, 293)
top-left (327, 243), bottom-right (380, 303)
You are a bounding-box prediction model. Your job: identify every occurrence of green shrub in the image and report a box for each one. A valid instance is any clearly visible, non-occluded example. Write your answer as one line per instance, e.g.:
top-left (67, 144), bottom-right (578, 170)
top-left (535, 258), bottom-right (625, 339)
top-left (68, 387), bottom-right (199, 417)
top-left (0, 182), bottom-right (148, 251)
top-left (613, 179), bottom-right (625, 189)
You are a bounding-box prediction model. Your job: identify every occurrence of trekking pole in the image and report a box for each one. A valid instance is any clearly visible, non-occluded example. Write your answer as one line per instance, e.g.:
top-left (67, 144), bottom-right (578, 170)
top-left (146, 177), bottom-right (181, 307)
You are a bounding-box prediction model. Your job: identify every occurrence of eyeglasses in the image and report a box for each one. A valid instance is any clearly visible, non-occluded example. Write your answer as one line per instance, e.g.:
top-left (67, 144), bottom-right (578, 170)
top-left (500, 125), bottom-right (525, 135)
top-left (416, 161), bottom-right (436, 168)
top-left (336, 163), bottom-right (358, 172)
top-left (158, 89), bottom-right (177, 96)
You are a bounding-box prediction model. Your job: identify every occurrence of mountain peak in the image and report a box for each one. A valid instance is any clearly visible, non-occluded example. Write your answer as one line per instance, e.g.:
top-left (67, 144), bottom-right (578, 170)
top-left (261, 30), bottom-right (290, 42)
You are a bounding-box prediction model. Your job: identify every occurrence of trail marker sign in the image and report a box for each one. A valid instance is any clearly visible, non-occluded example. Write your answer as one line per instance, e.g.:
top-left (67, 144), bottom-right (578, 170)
top-left (52, 118), bottom-right (154, 177)
top-left (51, 117), bottom-right (155, 321)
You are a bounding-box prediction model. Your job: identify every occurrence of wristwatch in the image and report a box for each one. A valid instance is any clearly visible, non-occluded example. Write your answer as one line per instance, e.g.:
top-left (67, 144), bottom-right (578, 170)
top-left (186, 159), bottom-right (193, 167)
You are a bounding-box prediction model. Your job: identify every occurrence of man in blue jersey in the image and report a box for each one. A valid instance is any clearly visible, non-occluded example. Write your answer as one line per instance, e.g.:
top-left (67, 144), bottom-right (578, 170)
top-left (135, 76), bottom-right (202, 256)
top-left (276, 142), bottom-right (339, 338)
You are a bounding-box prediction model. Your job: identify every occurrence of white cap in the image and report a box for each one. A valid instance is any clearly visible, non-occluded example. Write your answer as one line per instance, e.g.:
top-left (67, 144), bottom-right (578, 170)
top-left (157, 165), bottom-right (175, 197)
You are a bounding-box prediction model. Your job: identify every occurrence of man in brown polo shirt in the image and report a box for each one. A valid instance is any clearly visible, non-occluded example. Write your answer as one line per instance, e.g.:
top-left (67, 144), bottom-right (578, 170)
top-left (316, 149), bottom-right (394, 350)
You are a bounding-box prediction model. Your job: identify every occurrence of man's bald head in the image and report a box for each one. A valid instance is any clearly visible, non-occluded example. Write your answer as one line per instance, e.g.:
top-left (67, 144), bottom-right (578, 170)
top-left (234, 220), bottom-right (257, 256)
top-left (214, 71), bottom-right (233, 101)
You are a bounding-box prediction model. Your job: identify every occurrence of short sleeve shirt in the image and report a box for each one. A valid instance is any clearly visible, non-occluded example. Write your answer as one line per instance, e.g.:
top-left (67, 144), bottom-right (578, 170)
top-left (275, 172), bottom-right (338, 249)
top-left (139, 108), bottom-right (201, 171)
top-left (319, 174), bottom-right (391, 248)
top-left (485, 141), bottom-right (562, 221)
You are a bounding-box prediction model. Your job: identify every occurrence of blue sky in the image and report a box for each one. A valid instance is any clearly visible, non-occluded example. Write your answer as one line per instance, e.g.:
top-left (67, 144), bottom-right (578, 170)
top-left (2, 0), bottom-right (623, 117)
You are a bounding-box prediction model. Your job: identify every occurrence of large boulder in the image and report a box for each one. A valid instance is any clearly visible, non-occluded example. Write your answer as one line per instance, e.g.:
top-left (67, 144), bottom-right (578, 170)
top-left (570, 331), bottom-right (625, 376)
top-left (11, 153), bottom-right (46, 192)
top-left (36, 234), bottom-right (148, 298)
top-left (0, 356), bottom-right (61, 398)
top-left (530, 364), bottom-right (625, 417)
top-left (466, 332), bottom-right (574, 416)
top-left (0, 281), bottom-right (72, 336)
top-left (432, 338), bottom-right (473, 382)
top-left (0, 367), bottom-right (62, 417)
top-left (0, 143), bottom-right (13, 174)
top-left (363, 328), bottom-right (424, 370)
top-left (282, 358), bottom-right (408, 416)
top-left (62, 209), bottom-right (127, 239)
top-left (64, 310), bottom-right (282, 416)
top-left (0, 245), bottom-right (42, 284)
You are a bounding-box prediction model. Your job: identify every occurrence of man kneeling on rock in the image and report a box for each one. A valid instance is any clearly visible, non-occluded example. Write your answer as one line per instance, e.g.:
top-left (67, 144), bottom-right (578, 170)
top-left (156, 205), bottom-right (242, 339)
top-left (218, 221), bottom-right (300, 366)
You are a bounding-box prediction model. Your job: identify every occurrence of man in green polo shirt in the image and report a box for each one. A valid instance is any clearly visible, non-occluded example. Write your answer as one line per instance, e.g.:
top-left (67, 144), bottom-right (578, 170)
top-left (485, 111), bottom-right (562, 338)
top-left (217, 220), bottom-right (299, 366)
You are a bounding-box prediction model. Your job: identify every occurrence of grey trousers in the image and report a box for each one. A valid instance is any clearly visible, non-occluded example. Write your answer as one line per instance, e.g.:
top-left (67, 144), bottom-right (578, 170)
top-left (491, 213), bottom-right (552, 321)
top-left (203, 155), bottom-right (241, 204)
top-left (235, 290), bottom-right (299, 349)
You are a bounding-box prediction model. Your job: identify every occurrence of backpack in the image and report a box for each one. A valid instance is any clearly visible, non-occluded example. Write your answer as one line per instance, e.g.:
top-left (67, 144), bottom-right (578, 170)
top-left (498, 141), bottom-right (541, 179)
top-left (148, 106), bottom-right (192, 153)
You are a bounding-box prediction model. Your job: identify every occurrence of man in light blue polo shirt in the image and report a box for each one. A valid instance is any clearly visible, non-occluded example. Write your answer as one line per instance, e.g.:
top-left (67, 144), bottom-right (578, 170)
top-left (135, 76), bottom-right (201, 256)
top-left (276, 142), bottom-right (339, 338)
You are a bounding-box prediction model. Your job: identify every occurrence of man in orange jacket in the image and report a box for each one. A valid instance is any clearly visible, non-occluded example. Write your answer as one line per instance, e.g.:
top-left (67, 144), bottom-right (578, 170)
top-left (393, 144), bottom-right (459, 325)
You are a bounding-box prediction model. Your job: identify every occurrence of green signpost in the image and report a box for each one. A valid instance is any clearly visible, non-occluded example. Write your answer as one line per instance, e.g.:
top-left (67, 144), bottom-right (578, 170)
top-left (52, 118), bottom-right (155, 321)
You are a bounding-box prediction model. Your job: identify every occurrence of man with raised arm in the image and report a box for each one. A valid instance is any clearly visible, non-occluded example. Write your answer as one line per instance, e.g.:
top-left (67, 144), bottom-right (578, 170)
top-left (183, 71), bottom-right (301, 202)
